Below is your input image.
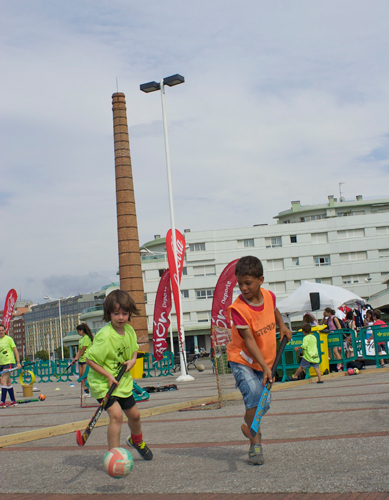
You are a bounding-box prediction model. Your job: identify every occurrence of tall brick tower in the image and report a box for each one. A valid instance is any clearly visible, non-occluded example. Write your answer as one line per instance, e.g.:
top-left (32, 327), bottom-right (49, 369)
top-left (111, 92), bottom-right (149, 351)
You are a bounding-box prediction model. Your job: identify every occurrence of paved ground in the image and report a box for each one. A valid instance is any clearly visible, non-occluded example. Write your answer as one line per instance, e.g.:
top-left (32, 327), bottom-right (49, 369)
top-left (1, 359), bottom-right (388, 498)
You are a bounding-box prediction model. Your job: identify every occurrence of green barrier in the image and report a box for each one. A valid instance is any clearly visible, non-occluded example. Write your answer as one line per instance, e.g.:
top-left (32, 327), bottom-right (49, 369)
top-left (277, 331), bottom-right (329, 382)
top-left (358, 325), bottom-right (389, 368)
top-left (143, 351), bottom-right (175, 377)
top-left (36, 360), bottom-right (56, 382)
top-left (327, 329), bottom-right (358, 371)
top-left (55, 360), bottom-right (75, 381)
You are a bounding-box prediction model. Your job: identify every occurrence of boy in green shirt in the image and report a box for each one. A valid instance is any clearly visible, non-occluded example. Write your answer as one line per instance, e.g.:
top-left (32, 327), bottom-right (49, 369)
top-left (86, 290), bottom-right (152, 460)
top-left (291, 323), bottom-right (324, 383)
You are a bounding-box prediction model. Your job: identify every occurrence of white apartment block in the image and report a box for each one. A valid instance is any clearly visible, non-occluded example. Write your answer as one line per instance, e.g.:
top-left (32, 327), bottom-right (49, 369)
top-left (140, 195), bottom-right (389, 352)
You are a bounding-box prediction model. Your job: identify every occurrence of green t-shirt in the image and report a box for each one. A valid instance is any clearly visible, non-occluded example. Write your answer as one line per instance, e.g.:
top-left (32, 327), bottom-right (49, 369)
top-left (0, 335), bottom-right (16, 365)
top-left (78, 335), bottom-right (92, 363)
top-left (302, 334), bottom-right (320, 364)
top-left (86, 323), bottom-right (139, 399)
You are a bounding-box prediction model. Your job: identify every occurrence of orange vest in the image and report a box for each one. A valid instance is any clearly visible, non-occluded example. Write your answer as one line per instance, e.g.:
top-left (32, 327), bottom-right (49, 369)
top-left (226, 289), bottom-right (276, 371)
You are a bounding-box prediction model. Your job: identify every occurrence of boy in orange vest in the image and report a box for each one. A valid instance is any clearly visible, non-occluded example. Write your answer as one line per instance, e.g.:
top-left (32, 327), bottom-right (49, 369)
top-left (227, 256), bottom-right (292, 465)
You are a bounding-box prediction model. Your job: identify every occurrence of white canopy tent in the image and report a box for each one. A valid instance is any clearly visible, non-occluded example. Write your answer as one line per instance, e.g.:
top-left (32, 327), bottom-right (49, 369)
top-left (277, 281), bottom-right (365, 324)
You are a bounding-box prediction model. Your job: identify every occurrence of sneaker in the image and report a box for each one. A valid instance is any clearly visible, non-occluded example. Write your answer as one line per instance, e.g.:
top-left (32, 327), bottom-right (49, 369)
top-left (83, 392), bottom-right (91, 397)
top-left (126, 436), bottom-right (153, 461)
top-left (248, 443), bottom-right (264, 466)
top-left (337, 364), bottom-right (343, 372)
top-left (7, 401), bottom-right (18, 407)
top-left (0, 402), bottom-right (8, 409)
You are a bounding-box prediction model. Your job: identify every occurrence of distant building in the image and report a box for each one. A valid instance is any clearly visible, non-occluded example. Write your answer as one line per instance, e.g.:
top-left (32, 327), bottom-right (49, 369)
top-left (24, 294), bottom-right (97, 359)
top-left (59, 195), bottom-right (389, 355)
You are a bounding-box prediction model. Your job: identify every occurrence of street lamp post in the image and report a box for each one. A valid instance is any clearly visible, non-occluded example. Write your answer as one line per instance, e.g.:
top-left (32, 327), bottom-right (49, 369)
top-left (140, 74), bottom-right (194, 382)
top-left (44, 295), bottom-right (73, 360)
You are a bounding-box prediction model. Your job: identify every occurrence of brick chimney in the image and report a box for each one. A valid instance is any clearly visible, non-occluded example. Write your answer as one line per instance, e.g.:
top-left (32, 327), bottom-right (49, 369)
top-left (112, 92), bottom-right (149, 352)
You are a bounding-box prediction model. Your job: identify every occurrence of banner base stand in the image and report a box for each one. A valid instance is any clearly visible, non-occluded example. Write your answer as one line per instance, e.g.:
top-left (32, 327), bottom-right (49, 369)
top-left (176, 374), bottom-right (195, 382)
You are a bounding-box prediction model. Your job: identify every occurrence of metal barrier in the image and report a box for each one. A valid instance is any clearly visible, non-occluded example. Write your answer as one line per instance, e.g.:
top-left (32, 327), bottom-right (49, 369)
top-left (358, 325), bottom-right (389, 368)
top-left (36, 361), bottom-right (56, 382)
top-left (143, 351), bottom-right (175, 377)
top-left (277, 332), bottom-right (324, 382)
top-left (327, 329), bottom-right (358, 371)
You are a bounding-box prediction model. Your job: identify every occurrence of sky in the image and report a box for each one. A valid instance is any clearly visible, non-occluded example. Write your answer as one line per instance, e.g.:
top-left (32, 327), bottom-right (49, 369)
top-left (1, 1), bottom-right (389, 305)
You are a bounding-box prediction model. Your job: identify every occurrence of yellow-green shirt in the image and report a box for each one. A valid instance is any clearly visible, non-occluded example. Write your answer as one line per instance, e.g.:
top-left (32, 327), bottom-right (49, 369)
top-left (86, 323), bottom-right (139, 399)
top-left (302, 334), bottom-right (320, 364)
top-left (0, 335), bottom-right (16, 365)
top-left (78, 335), bottom-right (92, 363)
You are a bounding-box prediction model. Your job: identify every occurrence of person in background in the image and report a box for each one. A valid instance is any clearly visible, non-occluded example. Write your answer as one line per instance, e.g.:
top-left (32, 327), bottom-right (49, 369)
top-left (368, 309), bottom-right (387, 368)
top-left (321, 308), bottom-right (343, 371)
top-left (0, 324), bottom-right (21, 408)
top-left (73, 323), bottom-right (94, 396)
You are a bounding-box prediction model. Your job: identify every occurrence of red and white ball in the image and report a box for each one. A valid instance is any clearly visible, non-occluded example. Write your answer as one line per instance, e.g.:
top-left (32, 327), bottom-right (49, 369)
top-left (103, 447), bottom-right (134, 478)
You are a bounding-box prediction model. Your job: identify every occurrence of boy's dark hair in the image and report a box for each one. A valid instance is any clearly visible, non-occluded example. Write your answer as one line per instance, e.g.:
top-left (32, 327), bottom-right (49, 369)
top-left (103, 289), bottom-right (140, 323)
top-left (373, 309), bottom-right (381, 320)
top-left (302, 323), bottom-right (312, 334)
top-left (235, 256), bottom-right (263, 278)
top-left (346, 310), bottom-right (354, 321)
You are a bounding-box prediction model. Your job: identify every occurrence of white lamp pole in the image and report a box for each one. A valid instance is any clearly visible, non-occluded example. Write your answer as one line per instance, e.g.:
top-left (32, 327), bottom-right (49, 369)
top-left (141, 74), bottom-right (193, 382)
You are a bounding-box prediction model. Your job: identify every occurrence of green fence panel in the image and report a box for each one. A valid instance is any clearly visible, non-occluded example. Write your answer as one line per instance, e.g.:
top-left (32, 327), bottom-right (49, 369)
top-left (358, 325), bottom-right (389, 368)
top-left (55, 360), bottom-right (74, 381)
top-left (277, 331), bottom-right (326, 382)
top-left (327, 329), bottom-right (358, 371)
top-left (36, 360), bottom-right (56, 382)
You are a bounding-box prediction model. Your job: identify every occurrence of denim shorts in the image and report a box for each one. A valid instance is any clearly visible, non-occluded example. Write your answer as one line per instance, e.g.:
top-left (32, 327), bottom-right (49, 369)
top-left (229, 361), bottom-right (271, 412)
top-left (300, 358), bottom-right (319, 369)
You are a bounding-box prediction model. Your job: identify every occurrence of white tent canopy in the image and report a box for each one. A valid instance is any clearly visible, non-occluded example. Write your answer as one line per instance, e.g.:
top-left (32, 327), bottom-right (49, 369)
top-left (277, 281), bottom-right (365, 319)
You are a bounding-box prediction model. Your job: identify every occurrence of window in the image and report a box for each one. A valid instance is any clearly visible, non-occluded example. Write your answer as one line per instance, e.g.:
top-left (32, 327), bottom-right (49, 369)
top-left (189, 243), bottom-right (205, 252)
top-left (337, 228), bottom-right (365, 239)
top-left (379, 249), bottom-right (389, 258)
top-left (195, 289), bottom-right (214, 300)
top-left (193, 265), bottom-right (216, 276)
top-left (292, 257), bottom-right (299, 266)
top-left (182, 267), bottom-right (187, 276)
top-left (376, 226), bottom-right (389, 236)
top-left (265, 236), bottom-right (282, 248)
top-left (158, 269), bottom-right (167, 277)
top-left (342, 274), bottom-right (369, 285)
top-left (171, 313), bottom-right (190, 324)
top-left (144, 294), bottom-right (147, 304)
top-left (311, 232), bottom-right (328, 244)
top-left (340, 251), bottom-right (367, 261)
top-left (197, 311), bottom-right (211, 323)
top-left (301, 214), bottom-right (325, 222)
top-left (181, 290), bottom-right (189, 299)
top-left (315, 278), bottom-right (332, 285)
top-left (290, 235), bottom-right (297, 243)
top-left (266, 259), bottom-right (284, 271)
top-left (238, 238), bottom-right (254, 248)
top-left (314, 255), bottom-right (330, 266)
top-left (268, 282), bottom-right (286, 294)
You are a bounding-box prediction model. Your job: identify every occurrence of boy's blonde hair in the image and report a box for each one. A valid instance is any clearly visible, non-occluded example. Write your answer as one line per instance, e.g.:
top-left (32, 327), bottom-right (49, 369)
top-left (103, 289), bottom-right (140, 323)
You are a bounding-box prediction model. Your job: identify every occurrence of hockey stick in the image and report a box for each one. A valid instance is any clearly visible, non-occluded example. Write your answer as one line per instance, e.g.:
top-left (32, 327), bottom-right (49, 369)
top-left (76, 364), bottom-right (127, 446)
top-left (250, 335), bottom-right (288, 437)
top-left (55, 361), bottom-right (75, 379)
top-left (0, 362), bottom-right (34, 376)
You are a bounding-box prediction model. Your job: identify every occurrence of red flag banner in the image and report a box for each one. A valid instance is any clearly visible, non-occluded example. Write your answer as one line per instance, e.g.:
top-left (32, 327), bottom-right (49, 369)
top-left (166, 229), bottom-right (186, 353)
top-left (152, 270), bottom-right (172, 361)
top-left (211, 259), bottom-right (239, 331)
top-left (3, 289), bottom-right (18, 333)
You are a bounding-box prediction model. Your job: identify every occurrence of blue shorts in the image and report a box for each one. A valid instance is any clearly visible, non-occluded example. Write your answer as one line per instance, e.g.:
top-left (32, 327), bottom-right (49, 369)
top-left (229, 361), bottom-right (271, 413)
top-left (300, 358), bottom-right (319, 369)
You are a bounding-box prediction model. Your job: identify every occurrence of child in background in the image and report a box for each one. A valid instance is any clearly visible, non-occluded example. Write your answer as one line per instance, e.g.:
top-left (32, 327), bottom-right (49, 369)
top-left (86, 290), bottom-right (152, 460)
top-left (227, 256), bottom-right (292, 466)
top-left (73, 323), bottom-right (94, 397)
top-left (368, 309), bottom-right (387, 368)
top-left (291, 324), bottom-right (324, 383)
top-left (0, 323), bottom-right (21, 408)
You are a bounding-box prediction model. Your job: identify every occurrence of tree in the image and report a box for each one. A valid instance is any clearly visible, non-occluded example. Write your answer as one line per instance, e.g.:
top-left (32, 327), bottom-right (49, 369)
top-left (54, 346), bottom-right (70, 359)
top-left (35, 350), bottom-right (49, 361)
